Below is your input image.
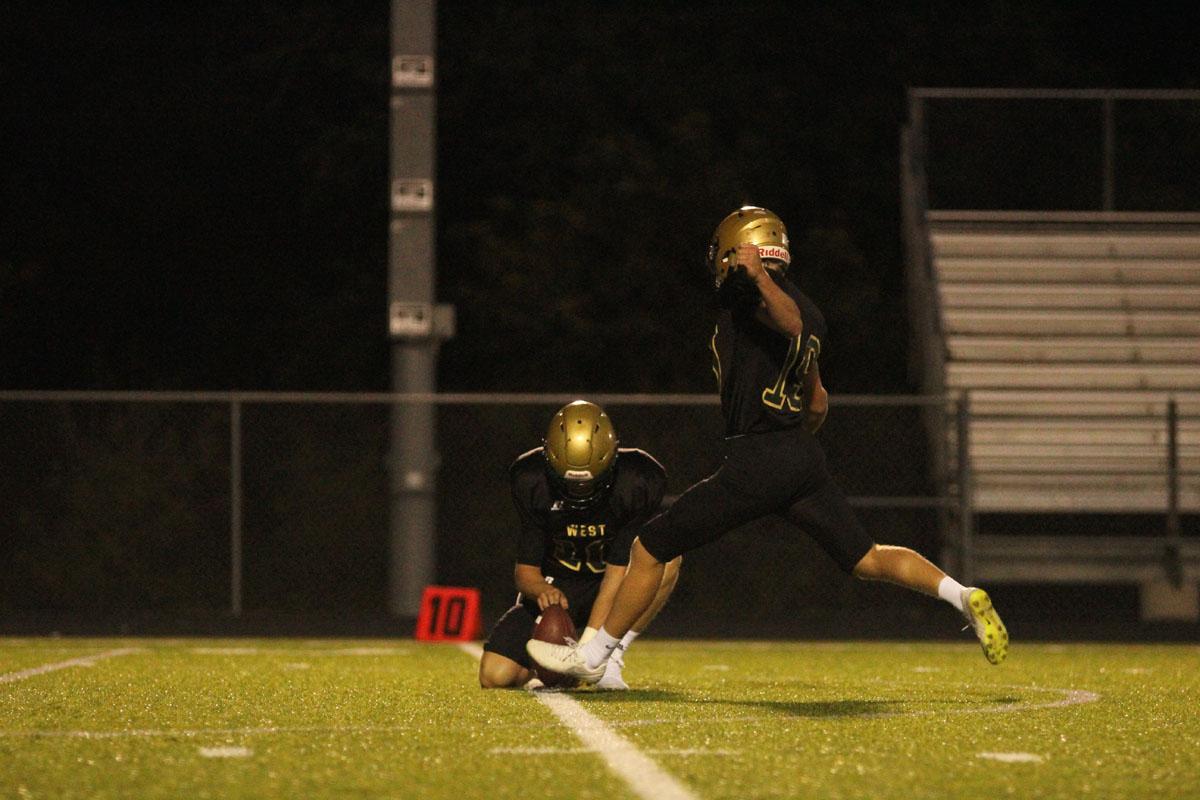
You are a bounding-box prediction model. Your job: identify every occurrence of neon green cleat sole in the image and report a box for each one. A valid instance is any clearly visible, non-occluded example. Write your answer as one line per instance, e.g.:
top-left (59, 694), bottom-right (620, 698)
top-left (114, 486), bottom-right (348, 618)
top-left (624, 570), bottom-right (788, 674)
top-left (963, 588), bottom-right (1009, 665)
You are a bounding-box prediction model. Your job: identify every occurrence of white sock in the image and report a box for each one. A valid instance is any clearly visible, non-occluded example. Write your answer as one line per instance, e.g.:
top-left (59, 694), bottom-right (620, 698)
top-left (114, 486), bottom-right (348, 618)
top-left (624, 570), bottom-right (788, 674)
top-left (937, 576), bottom-right (968, 612)
top-left (613, 630), bottom-right (639, 663)
top-left (580, 627), bottom-right (620, 669)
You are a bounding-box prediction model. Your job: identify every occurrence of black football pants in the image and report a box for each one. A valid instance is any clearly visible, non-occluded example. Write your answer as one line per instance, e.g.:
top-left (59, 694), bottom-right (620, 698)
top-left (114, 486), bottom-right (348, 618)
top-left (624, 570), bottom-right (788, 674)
top-left (638, 426), bottom-right (875, 573)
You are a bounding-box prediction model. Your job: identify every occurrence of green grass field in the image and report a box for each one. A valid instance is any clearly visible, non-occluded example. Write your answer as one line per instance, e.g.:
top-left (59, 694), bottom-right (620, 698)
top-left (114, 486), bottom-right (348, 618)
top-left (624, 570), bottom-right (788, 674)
top-left (1, 637), bottom-right (1197, 799)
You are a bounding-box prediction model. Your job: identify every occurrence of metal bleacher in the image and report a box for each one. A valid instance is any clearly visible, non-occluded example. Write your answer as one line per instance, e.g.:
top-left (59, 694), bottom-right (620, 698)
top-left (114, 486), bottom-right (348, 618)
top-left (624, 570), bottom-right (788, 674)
top-left (900, 89), bottom-right (1200, 620)
top-left (932, 216), bottom-right (1200, 512)
top-left (927, 213), bottom-right (1200, 617)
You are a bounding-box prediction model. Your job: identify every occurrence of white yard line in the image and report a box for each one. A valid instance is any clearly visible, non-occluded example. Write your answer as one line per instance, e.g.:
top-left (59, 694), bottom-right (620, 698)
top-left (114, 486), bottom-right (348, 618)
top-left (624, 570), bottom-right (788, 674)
top-left (457, 642), bottom-right (700, 800)
top-left (490, 745), bottom-right (738, 756)
top-left (535, 693), bottom-right (703, 800)
top-left (456, 642), bottom-right (486, 659)
top-left (0, 647), bottom-right (141, 684)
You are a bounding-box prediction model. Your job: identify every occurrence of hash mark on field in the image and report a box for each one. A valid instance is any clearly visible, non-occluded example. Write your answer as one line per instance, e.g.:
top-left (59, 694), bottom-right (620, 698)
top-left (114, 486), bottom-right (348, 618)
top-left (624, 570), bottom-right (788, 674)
top-left (701, 664), bottom-right (730, 671)
top-left (198, 746), bottom-right (252, 758)
top-left (978, 752), bottom-right (1044, 763)
top-left (0, 648), bottom-right (141, 684)
top-left (458, 643), bottom-right (699, 800)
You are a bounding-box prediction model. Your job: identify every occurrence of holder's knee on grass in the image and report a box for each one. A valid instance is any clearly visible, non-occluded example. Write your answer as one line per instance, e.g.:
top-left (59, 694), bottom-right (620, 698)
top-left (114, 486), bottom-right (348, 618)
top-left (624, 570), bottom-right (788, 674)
top-left (478, 652), bottom-right (532, 689)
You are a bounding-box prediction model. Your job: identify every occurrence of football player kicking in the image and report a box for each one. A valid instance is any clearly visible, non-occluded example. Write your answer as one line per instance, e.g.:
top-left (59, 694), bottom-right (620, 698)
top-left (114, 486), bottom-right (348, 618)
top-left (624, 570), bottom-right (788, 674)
top-left (529, 207), bottom-right (1009, 683)
top-left (478, 400), bottom-right (682, 690)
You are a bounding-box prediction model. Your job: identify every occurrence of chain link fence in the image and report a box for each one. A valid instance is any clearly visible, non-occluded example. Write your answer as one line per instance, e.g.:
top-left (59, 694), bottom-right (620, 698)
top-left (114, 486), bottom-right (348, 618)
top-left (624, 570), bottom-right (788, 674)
top-left (1, 393), bottom-right (950, 629)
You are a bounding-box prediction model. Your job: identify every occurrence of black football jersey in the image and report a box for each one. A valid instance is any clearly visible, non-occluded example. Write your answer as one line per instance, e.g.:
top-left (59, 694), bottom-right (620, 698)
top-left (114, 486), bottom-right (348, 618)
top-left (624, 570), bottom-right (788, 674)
top-left (711, 271), bottom-right (828, 436)
top-left (509, 447), bottom-right (667, 582)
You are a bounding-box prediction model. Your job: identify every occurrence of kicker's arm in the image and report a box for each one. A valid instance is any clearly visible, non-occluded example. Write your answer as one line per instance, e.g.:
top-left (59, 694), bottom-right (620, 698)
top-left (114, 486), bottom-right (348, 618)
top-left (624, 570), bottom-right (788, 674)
top-left (804, 364), bottom-right (829, 433)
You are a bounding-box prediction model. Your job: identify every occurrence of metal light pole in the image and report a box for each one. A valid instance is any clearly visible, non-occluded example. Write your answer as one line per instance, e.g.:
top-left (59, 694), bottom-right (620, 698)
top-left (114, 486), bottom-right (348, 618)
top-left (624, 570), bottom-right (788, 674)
top-left (388, 0), bottom-right (454, 617)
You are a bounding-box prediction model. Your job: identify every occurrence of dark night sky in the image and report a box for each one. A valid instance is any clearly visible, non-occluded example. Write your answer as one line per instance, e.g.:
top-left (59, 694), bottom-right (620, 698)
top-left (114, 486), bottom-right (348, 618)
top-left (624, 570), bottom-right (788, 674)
top-left (3, 2), bottom-right (1198, 394)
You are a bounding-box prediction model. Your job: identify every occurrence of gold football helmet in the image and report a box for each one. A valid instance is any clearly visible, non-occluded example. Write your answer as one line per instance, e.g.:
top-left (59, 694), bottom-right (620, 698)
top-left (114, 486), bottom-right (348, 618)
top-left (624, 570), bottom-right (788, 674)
top-left (543, 400), bottom-right (618, 507)
top-left (705, 206), bottom-right (791, 288)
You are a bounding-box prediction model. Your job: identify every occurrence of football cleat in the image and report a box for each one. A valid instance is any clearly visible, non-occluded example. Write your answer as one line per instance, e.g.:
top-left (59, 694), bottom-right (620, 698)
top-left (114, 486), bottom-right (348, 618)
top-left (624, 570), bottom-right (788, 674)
top-left (525, 639), bottom-right (606, 684)
top-left (961, 587), bottom-right (1009, 665)
top-left (595, 655), bottom-right (629, 691)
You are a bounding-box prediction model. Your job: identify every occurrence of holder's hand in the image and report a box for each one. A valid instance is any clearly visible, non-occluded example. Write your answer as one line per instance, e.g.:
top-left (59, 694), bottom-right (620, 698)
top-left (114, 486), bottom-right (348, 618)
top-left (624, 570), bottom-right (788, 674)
top-left (536, 586), bottom-right (568, 610)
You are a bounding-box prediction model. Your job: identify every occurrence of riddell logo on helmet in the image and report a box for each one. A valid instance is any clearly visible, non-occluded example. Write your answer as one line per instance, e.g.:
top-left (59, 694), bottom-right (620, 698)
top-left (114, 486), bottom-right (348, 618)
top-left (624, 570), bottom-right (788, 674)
top-left (757, 245), bottom-right (791, 264)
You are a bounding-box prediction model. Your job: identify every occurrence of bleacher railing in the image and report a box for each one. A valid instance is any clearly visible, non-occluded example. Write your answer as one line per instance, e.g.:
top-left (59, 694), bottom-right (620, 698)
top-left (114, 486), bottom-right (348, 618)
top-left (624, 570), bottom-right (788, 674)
top-left (905, 87), bottom-right (1200, 213)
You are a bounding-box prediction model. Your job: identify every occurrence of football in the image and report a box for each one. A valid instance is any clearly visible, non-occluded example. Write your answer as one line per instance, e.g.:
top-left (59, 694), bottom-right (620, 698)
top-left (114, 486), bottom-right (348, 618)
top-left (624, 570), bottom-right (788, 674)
top-left (530, 604), bottom-right (577, 687)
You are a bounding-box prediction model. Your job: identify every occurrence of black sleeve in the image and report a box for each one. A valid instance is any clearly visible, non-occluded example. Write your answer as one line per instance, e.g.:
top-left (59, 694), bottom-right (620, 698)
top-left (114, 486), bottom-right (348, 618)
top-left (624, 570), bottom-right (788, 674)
top-left (510, 476), bottom-right (546, 567)
top-left (605, 462), bottom-right (668, 567)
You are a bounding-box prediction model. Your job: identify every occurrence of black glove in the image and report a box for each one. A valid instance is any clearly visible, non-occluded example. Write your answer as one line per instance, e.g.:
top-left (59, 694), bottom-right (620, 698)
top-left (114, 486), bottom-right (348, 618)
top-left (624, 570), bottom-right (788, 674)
top-left (714, 266), bottom-right (761, 309)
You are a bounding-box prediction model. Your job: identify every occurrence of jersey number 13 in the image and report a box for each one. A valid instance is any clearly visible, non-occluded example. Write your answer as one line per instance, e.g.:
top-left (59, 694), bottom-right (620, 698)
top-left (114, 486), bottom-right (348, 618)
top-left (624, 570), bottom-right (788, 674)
top-left (762, 334), bottom-right (821, 413)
